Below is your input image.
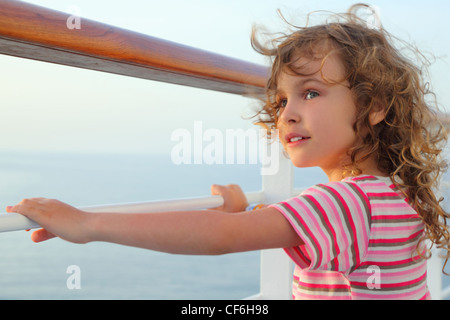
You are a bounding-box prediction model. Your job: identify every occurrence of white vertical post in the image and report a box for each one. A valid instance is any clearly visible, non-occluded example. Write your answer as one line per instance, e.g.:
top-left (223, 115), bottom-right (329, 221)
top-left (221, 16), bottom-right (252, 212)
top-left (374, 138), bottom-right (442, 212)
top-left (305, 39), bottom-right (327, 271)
top-left (259, 146), bottom-right (294, 300)
top-left (427, 247), bottom-right (443, 300)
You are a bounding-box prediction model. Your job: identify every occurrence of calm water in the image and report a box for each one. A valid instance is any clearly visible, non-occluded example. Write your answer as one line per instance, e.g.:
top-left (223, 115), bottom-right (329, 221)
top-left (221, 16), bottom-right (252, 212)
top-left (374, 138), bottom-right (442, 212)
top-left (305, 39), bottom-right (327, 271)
top-left (0, 150), bottom-right (448, 299)
top-left (0, 151), bottom-right (266, 299)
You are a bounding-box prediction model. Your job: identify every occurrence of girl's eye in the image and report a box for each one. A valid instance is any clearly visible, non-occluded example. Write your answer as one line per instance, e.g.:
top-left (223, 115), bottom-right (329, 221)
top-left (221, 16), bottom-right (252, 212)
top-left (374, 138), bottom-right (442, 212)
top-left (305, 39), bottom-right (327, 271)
top-left (277, 98), bottom-right (287, 108)
top-left (278, 98), bottom-right (287, 108)
top-left (305, 90), bottom-right (320, 100)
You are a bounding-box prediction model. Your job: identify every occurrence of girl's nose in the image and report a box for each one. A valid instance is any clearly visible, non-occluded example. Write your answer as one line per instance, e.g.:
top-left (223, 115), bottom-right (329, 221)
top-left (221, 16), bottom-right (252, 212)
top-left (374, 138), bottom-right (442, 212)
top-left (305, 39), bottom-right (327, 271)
top-left (278, 100), bottom-right (301, 124)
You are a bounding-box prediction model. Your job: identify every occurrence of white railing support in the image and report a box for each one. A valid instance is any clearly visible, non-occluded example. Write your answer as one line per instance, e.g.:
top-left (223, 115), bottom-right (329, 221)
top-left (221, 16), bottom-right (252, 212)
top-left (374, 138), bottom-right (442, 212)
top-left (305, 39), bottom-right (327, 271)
top-left (0, 192), bottom-right (264, 233)
top-left (427, 247), bottom-right (444, 300)
top-left (259, 147), bottom-right (294, 300)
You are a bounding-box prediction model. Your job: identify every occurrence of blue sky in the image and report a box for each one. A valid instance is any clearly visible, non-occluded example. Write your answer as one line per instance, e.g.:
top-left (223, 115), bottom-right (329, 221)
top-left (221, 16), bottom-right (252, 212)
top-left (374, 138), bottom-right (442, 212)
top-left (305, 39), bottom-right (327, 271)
top-left (1, 0), bottom-right (449, 154)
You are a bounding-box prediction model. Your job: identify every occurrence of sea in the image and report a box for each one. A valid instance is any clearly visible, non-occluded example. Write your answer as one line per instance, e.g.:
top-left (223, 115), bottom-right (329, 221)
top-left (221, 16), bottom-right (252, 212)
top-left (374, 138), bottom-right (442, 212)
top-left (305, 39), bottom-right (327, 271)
top-left (0, 150), bottom-right (326, 300)
top-left (0, 150), bottom-right (448, 300)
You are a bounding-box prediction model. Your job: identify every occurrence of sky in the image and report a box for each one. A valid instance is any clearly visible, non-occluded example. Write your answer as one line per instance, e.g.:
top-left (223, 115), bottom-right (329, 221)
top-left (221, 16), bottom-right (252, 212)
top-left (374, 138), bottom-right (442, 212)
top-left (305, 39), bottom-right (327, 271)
top-left (1, 0), bottom-right (450, 154)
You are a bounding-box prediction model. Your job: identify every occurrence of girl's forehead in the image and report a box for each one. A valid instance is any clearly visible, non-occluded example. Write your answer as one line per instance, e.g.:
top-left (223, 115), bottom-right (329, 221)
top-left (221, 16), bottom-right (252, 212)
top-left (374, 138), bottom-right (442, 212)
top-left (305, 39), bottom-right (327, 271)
top-left (278, 52), bottom-right (347, 85)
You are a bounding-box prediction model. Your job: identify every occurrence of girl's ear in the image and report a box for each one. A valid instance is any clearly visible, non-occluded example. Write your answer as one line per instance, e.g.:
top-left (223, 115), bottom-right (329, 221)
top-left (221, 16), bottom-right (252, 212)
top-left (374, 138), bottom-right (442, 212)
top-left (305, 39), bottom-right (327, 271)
top-left (369, 107), bottom-right (386, 126)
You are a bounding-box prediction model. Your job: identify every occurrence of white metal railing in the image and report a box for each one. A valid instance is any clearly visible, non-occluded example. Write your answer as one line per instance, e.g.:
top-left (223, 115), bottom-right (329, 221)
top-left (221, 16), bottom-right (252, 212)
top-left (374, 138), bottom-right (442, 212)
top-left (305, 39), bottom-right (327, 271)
top-left (0, 192), bottom-right (263, 233)
top-left (428, 180), bottom-right (450, 300)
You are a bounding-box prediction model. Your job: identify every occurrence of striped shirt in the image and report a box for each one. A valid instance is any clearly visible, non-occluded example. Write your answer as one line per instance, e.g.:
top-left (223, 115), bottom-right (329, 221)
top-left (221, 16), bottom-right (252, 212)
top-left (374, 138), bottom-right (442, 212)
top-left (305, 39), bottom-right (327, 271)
top-left (270, 175), bottom-right (430, 300)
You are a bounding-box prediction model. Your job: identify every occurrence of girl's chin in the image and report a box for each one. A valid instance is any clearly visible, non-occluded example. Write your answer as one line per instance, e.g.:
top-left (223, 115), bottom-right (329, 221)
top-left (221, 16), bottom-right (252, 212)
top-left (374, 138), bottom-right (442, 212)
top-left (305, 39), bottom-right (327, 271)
top-left (289, 158), bottom-right (317, 169)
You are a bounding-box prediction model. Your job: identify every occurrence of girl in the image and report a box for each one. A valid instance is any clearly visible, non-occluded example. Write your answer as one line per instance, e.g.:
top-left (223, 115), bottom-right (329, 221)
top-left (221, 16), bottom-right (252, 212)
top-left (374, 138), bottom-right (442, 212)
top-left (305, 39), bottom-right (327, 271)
top-left (6, 4), bottom-right (450, 299)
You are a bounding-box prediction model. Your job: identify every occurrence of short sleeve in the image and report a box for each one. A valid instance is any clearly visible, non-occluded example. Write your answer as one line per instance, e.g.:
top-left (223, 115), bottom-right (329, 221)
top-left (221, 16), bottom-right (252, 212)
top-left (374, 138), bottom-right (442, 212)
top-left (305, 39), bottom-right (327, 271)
top-left (270, 181), bottom-right (371, 273)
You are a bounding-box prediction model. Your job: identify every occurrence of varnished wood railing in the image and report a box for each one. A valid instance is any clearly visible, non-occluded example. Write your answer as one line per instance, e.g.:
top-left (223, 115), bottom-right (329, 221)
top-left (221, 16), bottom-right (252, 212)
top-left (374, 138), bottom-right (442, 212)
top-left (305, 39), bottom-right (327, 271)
top-left (0, 0), bottom-right (268, 96)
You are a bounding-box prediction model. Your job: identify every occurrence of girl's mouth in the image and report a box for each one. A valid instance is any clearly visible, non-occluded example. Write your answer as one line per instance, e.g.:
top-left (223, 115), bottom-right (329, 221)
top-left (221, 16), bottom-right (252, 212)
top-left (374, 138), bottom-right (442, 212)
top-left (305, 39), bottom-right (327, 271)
top-left (289, 136), bottom-right (308, 142)
top-left (285, 133), bottom-right (311, 146)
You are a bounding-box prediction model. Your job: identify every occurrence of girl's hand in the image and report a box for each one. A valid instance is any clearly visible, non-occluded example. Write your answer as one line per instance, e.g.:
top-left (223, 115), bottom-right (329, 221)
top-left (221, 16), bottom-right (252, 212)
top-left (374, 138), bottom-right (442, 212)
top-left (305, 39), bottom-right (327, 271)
top-left (210, 184), bottom-right (248, 213)
top-left (6, 198), bottom-right (90, 244)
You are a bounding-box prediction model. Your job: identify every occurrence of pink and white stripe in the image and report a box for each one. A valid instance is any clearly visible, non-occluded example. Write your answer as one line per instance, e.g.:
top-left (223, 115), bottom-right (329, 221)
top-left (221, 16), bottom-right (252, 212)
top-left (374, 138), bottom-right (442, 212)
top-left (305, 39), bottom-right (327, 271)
top-left (270, 175), bottom-right (430, 300)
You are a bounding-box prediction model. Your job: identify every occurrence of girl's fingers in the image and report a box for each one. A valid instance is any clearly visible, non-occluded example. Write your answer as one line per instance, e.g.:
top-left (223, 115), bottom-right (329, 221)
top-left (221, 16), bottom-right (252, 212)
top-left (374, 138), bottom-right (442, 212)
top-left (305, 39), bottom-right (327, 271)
top-left (7, 199), bottom-right (41, 217)
top-left (210, 184), bottom-right (248, 212)
top-left (210, 184), bottom-right (225, 210)
top-left (30, 229), bottom-right (56, 243)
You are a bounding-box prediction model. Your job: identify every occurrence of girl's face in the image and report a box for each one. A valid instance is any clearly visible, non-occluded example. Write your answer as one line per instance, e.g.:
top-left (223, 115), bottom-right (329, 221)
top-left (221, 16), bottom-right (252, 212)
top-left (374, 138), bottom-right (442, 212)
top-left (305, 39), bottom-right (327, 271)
top-left (276, 53), bottom-right (359, 181)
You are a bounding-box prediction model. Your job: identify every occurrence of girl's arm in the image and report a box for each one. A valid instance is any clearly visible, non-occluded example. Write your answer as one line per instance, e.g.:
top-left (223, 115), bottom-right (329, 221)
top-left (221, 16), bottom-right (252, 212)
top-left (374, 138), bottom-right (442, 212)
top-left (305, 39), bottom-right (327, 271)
top-left (6, 197), bottom-right (302, 255)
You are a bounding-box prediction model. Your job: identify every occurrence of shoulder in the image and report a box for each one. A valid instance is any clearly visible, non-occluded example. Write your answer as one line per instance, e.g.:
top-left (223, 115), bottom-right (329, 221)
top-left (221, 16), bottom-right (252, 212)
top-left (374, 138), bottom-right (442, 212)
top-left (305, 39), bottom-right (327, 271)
top-left (269, 177), bottom-right (375, 271)
top-left (300, 178), bottom-right (371, 212)
top-left (271, 177), bottom-right (372, 226)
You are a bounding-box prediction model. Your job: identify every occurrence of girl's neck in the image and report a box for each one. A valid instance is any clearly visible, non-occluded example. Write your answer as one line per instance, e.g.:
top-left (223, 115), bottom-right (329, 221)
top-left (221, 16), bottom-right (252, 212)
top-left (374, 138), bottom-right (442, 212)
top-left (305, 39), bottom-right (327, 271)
top-left (324, 156), bottom-right (388, 182)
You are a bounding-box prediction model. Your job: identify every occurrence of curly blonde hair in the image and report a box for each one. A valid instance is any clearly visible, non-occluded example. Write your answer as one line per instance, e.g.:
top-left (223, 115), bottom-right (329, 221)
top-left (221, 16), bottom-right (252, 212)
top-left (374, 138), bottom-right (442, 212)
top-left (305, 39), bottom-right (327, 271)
top-left (251, 4), bottom-right (450, 271)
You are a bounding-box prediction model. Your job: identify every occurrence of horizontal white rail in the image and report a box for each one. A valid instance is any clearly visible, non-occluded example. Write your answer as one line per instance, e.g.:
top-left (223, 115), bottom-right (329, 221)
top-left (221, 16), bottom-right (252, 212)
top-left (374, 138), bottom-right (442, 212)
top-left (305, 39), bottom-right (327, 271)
top-left (0, 191), bottom-right (263, 233)
top-left (0, 212), bottom-right (40, 233)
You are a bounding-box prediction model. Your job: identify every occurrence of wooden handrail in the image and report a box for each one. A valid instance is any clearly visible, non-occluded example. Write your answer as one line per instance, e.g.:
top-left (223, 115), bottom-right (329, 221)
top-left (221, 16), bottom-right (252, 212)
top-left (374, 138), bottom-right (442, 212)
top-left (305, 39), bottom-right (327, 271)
top-left (0, 0), bottom-right (268, 96)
